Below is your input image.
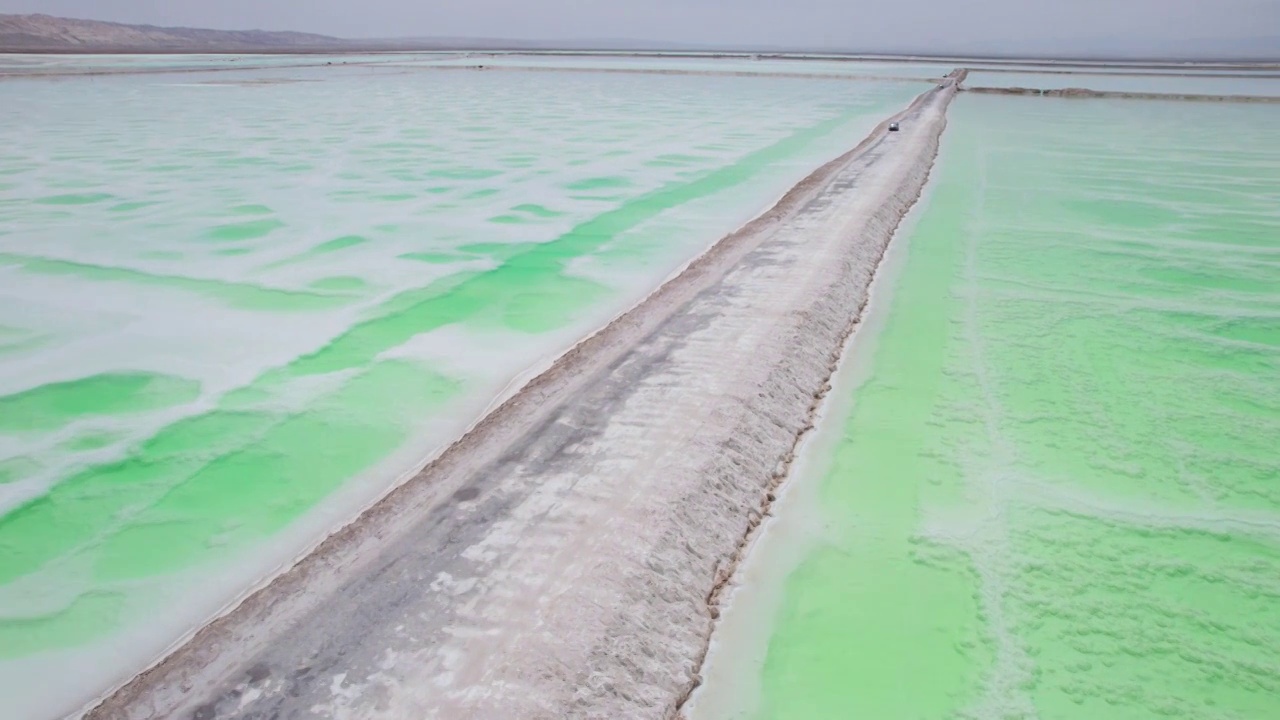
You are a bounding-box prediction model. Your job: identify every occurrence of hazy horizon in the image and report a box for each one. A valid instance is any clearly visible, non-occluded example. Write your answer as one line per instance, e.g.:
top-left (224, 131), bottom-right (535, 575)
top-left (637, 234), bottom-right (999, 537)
top-left (2, 0), bottom-right (1279, 58)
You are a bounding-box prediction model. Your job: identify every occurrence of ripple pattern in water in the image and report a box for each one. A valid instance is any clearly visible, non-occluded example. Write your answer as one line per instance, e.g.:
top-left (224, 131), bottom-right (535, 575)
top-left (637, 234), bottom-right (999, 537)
top-left (0, 65), bottom-right (920, 716)
top-left (696, 95), bottom-right (1280, 719)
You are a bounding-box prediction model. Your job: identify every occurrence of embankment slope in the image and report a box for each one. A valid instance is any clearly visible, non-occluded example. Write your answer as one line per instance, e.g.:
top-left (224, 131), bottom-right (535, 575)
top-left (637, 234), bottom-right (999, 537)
top-left (87, 79), bottom-right (958, 720)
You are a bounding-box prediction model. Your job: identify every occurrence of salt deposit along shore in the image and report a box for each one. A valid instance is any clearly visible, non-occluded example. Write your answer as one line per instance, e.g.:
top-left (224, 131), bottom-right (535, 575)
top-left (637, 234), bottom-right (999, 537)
top-left (86, 77), bottom-right (958, 720)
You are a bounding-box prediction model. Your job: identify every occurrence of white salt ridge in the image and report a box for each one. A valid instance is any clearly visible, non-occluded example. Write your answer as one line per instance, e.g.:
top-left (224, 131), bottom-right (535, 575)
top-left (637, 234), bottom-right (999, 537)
top-left (965, 70), bottom-right (1280, 96)
top-left (392, 54), bottom-right (958, 80)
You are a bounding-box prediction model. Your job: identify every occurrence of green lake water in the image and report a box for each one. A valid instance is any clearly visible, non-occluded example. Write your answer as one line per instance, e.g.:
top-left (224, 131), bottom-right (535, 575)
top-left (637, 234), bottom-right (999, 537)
top-left (0, 58), bottom-right (922, 717)
top-left (694, 94), bottom-right (1280, 719)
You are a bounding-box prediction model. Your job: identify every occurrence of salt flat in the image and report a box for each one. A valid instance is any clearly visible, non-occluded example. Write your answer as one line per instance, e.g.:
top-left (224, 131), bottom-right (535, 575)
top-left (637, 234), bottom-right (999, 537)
top-left (6, 52), bottom-right (1277, 720)
top-left (0, 58), bottom-right (920, 718)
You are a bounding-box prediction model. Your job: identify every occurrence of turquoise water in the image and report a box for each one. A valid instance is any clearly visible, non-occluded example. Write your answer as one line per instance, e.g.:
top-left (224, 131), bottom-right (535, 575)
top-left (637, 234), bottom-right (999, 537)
top-left (694, 94), bottom-right (1280, 719)
top-left (0, 62), bottom-right (920, 716)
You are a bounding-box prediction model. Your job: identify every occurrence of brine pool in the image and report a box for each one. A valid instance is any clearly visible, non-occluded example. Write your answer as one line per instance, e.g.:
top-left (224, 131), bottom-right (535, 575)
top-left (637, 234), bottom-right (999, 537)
top-left (0, 60), bottom-right (922, 717)
top-left (692, 93), bottom-right (1280, 719)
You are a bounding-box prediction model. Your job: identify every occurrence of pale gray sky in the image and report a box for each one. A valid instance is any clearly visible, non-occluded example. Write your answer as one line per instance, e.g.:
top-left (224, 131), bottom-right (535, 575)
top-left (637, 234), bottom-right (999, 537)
top-left (2, 0), bottom-right (1278, 55)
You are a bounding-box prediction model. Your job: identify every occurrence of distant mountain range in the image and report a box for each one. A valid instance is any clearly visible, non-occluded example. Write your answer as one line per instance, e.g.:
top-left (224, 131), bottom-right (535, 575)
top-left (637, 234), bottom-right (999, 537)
top-left (0, 14), bottom-right (682, 52)
top-left (1, 12), bottom-right (1276, 61)
top-left (0, 13), bottom-right (344, 51)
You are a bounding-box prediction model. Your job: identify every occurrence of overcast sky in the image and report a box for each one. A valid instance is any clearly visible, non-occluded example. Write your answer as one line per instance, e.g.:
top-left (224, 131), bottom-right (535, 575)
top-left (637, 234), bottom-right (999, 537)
top-left (3, 0), bottom-right (1278, 55)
